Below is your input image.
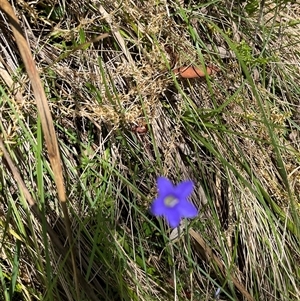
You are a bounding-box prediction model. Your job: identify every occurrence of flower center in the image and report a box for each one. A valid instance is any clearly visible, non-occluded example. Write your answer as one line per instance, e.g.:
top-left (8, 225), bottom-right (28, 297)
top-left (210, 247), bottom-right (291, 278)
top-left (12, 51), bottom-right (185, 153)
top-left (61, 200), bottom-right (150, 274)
top-left (164, 195), bottom-right (179, 207)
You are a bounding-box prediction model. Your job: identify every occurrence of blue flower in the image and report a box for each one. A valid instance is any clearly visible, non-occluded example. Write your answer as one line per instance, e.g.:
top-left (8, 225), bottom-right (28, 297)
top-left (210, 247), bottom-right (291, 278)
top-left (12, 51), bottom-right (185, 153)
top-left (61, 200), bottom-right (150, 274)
top-left (150, 177), bottom-right (198, 228)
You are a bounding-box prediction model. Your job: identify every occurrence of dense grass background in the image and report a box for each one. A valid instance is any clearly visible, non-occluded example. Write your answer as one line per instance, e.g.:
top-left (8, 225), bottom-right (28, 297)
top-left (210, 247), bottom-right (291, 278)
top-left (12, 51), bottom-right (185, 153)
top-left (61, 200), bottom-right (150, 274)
top-left (0, 0), bottom-right (299, 300)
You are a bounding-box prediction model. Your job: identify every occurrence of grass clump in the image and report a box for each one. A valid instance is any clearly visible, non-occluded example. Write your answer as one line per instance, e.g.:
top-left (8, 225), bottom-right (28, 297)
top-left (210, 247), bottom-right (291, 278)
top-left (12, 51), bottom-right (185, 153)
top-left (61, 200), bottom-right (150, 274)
top-left (0, 0), bottom-right (299, 300)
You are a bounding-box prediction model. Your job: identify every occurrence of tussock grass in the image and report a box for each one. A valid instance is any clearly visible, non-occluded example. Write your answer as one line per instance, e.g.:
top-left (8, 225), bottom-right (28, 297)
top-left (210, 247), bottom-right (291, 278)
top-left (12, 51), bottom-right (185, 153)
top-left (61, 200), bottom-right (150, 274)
top-left (0, 0), bottom-right (299, 300)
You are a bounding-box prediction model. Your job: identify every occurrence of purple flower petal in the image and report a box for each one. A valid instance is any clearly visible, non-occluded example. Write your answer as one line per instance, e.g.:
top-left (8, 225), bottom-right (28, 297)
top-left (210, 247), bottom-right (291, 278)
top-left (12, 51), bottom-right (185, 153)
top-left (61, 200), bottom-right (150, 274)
top-left (174, 180), bottom-right (194, 198)
top-left (178, 200), bottom-right (198, 217)
top-left (157, 177), bottom-right (174, 196)
top-left (166, 209), bottom-right (181, 228)
top-left (150, 197), bottom-right (165, 216)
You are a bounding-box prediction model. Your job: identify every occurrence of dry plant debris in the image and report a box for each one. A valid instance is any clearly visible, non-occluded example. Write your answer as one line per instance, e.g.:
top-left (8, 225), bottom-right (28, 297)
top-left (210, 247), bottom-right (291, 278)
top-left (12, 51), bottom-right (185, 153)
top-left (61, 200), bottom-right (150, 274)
top-left (0, 0), bottom-right (299, 300)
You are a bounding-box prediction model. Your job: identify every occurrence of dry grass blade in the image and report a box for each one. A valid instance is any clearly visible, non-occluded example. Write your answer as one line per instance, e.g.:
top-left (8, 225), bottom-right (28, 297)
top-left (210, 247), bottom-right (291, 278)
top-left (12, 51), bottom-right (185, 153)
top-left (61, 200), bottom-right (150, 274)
top-left (0, 0), bottom-right (79, 298)
top-left (189, 228), bottom-right (255, 301)
top-left (0, 59), bottom-right (23, 104)
top-left (0, 138), bottom-right (36, 207)
top-left (0, 137), bottom-right (101, 301)
top-left (0, 0), bottom-right (64, 202)
top-left (98, 4), bottom-right (135, 65)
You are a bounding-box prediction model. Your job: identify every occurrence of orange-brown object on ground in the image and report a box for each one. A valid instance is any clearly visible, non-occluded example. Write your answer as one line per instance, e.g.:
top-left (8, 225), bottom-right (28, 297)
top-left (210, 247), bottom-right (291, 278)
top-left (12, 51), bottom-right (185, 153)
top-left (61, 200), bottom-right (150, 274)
top-left (131, 123), bottom-right (148, 134)
top-left (173, 64), bottom-right (219, 78)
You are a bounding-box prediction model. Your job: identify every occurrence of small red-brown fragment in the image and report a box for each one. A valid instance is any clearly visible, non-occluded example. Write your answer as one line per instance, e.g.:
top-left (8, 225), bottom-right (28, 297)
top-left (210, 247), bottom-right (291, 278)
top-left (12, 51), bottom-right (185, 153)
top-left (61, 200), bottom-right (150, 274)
top-left (131, 123), bottom-right (148, 135)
